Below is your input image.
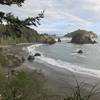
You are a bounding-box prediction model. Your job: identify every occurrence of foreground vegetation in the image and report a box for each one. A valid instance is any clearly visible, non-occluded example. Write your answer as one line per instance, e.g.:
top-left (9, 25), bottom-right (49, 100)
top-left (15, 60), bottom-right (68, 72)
top-left (0, 68), bottom-right (99, 100)
top-left (0, 47), bottom-right (61, 100)
top-left (0, 69), bottom-right (59, 100)
top-left (0, 47), bottom-right (99, 100)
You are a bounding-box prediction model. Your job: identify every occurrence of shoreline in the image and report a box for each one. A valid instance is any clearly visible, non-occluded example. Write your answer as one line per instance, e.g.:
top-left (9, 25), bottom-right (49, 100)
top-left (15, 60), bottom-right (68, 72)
top-left (25, 43), bottom-right (100, 78)
top-left (23, 60), bottom-right (100, 99)
top-left (24, 44), bottom-right (100, 85)
top-left (17, 43), bottom-right (100, 99)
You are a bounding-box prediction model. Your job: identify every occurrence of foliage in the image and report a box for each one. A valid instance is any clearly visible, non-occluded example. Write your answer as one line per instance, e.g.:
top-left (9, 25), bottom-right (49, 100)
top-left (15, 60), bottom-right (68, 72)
top-left (0, 24), bottom-right (56, 44)
top-left (0, 0), bottom-right (25, 6)
top-left (0, 10), bottom-right (44, 27)
top-left (0, 0), bottom-right (45, 42)
top-left (0, 69), bottom-right (64, 100)
top-left (0, 70), bottom-right (46, 100)
top-left (0, 48), bottom-right (9, 67)
top-left (0, 0), bottom-right (56, 45)
top-left (0, 69), bottom-right (99, 100)
top-left (64, 80), bottom-right (100, 100)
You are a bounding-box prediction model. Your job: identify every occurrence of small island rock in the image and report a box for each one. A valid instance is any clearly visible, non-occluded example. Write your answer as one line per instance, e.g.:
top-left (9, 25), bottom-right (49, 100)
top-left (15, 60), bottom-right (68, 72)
top-left (77, 50), bottom-right (83, 54)
top-left (65, 29), bottom-right (97, 44)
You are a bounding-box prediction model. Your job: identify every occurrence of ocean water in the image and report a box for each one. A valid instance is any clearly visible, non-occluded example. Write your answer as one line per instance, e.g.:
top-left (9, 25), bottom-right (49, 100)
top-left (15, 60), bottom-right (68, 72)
top-left (37, 39), bottom-right (100, 69)
top-left (27, 38), bottom-right (100, 78)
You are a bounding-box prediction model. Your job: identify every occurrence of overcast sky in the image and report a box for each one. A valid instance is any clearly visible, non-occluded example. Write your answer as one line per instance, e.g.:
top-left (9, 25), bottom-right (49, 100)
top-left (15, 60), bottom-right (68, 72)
top-left (1, 0), bottom-right (100, 35)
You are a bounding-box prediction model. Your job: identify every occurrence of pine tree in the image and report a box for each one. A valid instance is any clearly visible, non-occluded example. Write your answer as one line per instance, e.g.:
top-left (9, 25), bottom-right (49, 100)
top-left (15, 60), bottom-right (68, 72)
top-left (0, 0), bottom-right (44, 28)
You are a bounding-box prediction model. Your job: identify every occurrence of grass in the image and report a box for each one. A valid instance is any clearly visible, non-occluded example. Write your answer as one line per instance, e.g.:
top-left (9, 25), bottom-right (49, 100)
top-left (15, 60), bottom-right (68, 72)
top-left (64, 79), bottom-right (100, 100)
top-left (0, 67), bottom-right (99, 100)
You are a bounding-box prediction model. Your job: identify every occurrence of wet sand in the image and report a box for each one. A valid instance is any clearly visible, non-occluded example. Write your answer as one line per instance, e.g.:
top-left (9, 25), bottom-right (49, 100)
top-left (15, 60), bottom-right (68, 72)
top-left (22, 59), bottom-right (100, 99)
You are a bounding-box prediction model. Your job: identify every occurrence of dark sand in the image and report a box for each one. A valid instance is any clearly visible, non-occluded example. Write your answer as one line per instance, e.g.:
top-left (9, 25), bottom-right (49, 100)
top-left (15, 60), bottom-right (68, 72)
top-left (22, 59), bottom-right (100, 100)
top-left (15, 44), bottom-right (100, 99)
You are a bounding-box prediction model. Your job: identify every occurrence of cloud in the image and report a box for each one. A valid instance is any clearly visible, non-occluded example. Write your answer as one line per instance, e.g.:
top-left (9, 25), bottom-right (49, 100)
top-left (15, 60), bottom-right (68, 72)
top-left (0, 0), bottom-right (100, 34)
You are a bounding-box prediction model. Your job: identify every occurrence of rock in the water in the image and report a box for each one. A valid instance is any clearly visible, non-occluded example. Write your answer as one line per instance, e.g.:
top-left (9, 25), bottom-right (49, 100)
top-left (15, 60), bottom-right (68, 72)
top-left (66, 29), bottom-right (97, 44)
top-left (77, 50), bottom-right (83, 54)
top-left (64, 29), bottom-right (97, 38)
top-left (58, 38), bottom-right (61, 42)
top-left (34, 53), bottom-right (41, 56)
top-left (27, 55), bottom-right (35, 61)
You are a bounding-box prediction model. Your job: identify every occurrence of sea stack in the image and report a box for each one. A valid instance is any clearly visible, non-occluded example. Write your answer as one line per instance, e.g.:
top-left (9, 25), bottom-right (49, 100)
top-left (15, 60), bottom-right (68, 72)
top-left (65, 29), bottom-right (97, 44)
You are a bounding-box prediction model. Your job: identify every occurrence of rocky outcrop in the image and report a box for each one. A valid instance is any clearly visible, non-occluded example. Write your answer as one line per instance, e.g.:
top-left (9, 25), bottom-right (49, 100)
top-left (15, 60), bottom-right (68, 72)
top-left (27, 53), bottom-right (41, 62)
top-left (77, 50), bottom-right (83, 54)
top-left (58, 38), bottom-right (61, 42)
top-left (27, 55), bottom-right (35, 62)
top-left (65, 29), bottom-right (97, 44)
top-left (41, 36), bottom-right (56, 45)
top-left (34, 53), bottom-right (41, 56)
top-left (64, 29), bottom-right (97, 38)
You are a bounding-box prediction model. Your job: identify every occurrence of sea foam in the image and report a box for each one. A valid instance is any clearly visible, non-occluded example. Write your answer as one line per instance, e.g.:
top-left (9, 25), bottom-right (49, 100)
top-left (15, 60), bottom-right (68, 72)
top-left (26, 44), bottom-right (100, 78)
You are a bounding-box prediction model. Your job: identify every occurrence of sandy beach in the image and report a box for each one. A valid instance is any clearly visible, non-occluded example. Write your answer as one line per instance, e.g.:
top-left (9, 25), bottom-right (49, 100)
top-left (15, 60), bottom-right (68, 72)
top-left (22, 60), bottom-right (100, 99)
top-left (18, 44), bottom-right (100, 100)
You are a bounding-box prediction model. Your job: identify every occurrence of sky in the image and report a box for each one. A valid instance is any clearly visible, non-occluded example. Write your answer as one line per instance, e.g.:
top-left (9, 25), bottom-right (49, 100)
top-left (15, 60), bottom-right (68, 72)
top-left (1, 0), bottom-right (100, 35)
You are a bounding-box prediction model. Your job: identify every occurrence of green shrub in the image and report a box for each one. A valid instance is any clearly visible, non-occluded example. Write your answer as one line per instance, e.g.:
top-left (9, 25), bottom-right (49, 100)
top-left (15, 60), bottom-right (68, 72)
top-left (0, 70), bottom-right (50, 100)
top-left (64, 80), bottom-right (100, 100)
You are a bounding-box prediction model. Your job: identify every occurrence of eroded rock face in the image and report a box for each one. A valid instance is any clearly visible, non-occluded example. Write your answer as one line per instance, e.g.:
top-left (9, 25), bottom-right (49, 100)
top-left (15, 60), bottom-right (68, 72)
top-left (69, 29), bottom-right (97, 44)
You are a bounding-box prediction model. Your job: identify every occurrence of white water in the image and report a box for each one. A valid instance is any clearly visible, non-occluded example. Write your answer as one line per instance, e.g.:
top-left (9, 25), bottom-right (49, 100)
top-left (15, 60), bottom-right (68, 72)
top-left (26, 44), bottom-right (100, 78)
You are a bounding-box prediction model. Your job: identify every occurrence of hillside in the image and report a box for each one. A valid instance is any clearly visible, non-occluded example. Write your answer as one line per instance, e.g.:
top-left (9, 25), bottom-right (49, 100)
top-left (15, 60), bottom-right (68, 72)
top-left (0, 24), bottom-right (56, 44)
